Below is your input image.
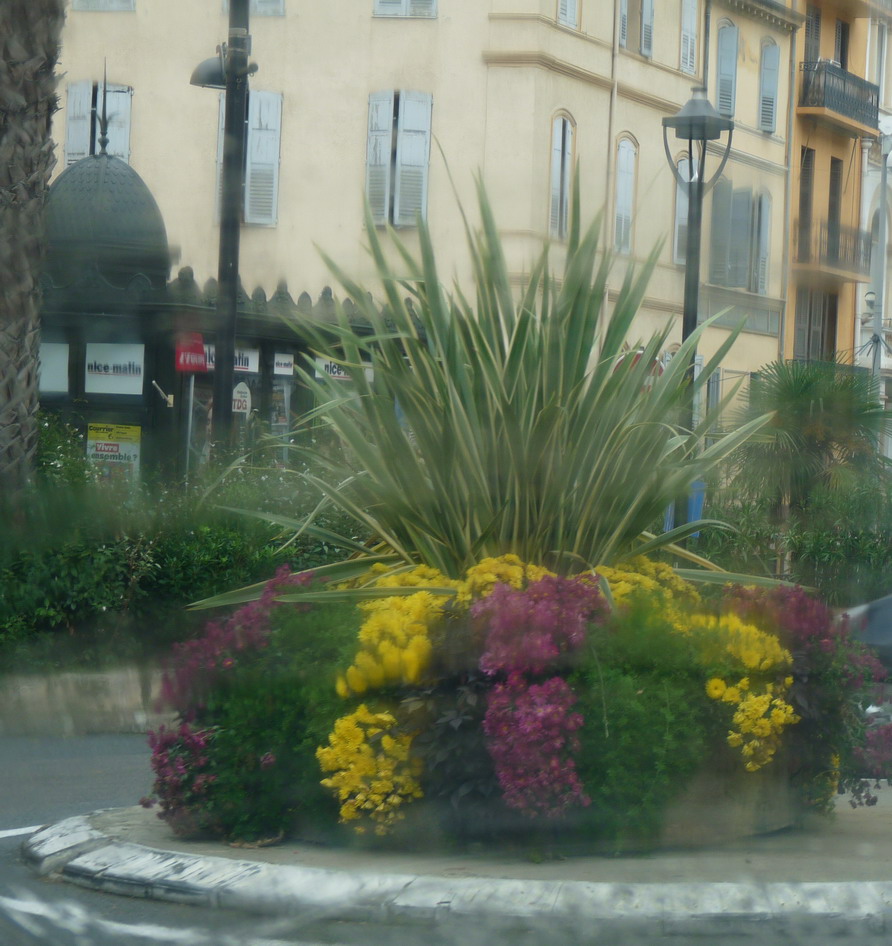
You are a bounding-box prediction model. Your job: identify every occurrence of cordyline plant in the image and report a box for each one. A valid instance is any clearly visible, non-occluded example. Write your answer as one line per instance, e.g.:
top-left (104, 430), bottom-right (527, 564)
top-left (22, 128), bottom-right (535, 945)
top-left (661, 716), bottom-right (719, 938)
top-left (195, 181), bottom-right (772, 611)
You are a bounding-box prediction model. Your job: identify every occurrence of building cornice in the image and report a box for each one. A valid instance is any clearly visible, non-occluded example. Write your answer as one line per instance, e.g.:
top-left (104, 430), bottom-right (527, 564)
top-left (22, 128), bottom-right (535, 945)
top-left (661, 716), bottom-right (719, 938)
top-left (482, 50), bottom-right (679, 114)
top-left (715, 0), bottom-right (804, 32)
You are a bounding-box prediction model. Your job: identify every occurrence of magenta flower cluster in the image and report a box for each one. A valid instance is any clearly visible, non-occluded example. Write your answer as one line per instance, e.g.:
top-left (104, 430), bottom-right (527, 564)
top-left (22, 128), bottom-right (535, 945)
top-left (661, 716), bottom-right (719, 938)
top-left (483, 673), bottom-right (589, 818)
top-left (160, 565), bottom-right (314, 717)
top-left (473, 574), bottom-right (606, 675)
top-left (145, 723), bottom-right (219, 835)
top-left (855, 723), bottom-right (892, 780)
top-left (474, 576), bottom-right (602, 818)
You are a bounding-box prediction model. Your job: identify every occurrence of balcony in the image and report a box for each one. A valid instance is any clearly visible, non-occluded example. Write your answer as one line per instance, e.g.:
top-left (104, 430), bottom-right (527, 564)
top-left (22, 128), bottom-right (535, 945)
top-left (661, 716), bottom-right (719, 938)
top-left (798, 60), bottom-right (879, 136)
top-left (795, 219), bottom-right (871, 279)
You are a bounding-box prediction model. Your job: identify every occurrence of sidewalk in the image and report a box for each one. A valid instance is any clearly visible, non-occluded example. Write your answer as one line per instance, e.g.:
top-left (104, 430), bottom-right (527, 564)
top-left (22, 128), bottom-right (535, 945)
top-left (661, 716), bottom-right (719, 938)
top-left (21, 791), bottom-right (892, 944)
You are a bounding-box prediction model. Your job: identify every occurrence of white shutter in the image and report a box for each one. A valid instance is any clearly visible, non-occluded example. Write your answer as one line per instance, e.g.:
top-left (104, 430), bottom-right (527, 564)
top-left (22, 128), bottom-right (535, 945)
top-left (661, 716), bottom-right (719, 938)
top-left (680, 0), bottom-right (697, 74)
top-left (729, 187), bottom-right (753, 287)
top-left (561, 120), bottom-right (573, 237)
top-left (674, 157), bottom-right (690, 263)
top-left (752, 193), bottom-right (771, 295)
top-left (244, 90), bottom-right (282, 225)
top-left (614, 139), bottom-right (635, 253)
top-left (619, 0), bottom-right (628, 47)
top-left (708, 177), bottom-right (732, 284)
top-left (374, 0), bottom-right (408, 14)
top-left (394, 91), bottom-right (432, 226)
top-left (641, 0), bottom-right (654, 57)
top-left (65, 81), bottom-right (92, 166)
top-left (717, 24), bottom-right (738, 117)
top-left (72, 0), bottom-right (135, 9)
top-left (367, 90), bottom-right (395, 225)
top-left (550, 118), bottom-right (564, 236)
top-left (223, 0), bottom-right (286, 13)
top-left (99, 83), bottom-right (132, 162)
top-left (759, 42), bottom-right (780, 133)
top-left (408, 0), bottom-right (436, 15)
top-left (558, 0), bottom-right (578, 28)
top-left (215, 92), bottom-right (225, 223)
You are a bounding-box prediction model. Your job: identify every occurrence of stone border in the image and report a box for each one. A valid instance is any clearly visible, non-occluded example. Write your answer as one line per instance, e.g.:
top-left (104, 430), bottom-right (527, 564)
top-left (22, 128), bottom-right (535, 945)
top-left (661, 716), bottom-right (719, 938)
top-left (21, 814), bottom-right (892, 943)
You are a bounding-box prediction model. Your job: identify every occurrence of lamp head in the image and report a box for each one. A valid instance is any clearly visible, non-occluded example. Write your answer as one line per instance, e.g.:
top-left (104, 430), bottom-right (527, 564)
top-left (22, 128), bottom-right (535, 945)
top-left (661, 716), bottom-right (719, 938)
top-left (190, 50), bottom-right (226, 89)
top-left (662, 87), bottom-right (733, 142)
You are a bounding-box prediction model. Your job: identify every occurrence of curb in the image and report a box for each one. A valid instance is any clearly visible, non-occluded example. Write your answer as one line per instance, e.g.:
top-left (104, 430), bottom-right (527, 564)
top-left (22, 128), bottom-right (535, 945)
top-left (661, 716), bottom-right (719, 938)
top-left (21, 814), bottom-right (892, 944)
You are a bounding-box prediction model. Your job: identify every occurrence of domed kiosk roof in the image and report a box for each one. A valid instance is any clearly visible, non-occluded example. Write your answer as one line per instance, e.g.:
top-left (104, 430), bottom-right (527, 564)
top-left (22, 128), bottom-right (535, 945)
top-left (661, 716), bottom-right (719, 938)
top-left (44, 151), bottom-right (170, 291)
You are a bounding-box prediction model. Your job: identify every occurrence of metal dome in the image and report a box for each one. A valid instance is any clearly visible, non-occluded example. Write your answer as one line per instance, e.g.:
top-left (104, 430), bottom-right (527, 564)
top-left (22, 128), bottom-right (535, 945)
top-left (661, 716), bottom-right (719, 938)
top-left (44, 152), bottom-right (171, 291)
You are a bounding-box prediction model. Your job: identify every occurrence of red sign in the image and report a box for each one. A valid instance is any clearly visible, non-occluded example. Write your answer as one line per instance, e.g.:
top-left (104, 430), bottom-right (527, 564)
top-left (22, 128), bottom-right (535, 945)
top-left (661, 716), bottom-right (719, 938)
top-left (175, 333), bottom-right (207, 373)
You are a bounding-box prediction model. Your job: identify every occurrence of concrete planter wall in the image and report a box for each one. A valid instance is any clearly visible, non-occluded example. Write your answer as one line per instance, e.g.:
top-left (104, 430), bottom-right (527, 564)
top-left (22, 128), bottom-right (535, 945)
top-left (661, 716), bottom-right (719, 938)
top-left (0, 666), bottom-right (176, 736)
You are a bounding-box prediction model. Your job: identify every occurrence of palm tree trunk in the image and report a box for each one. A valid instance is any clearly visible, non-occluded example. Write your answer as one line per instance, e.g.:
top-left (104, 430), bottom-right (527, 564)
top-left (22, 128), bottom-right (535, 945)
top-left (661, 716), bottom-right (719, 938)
top-left (0, 1), bottom-right (65, 494)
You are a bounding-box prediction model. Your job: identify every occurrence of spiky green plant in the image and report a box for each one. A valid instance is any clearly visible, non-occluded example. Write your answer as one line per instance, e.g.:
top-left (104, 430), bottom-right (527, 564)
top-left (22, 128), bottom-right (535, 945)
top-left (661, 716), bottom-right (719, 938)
top-left (238, 181), bottom-right (769, 584)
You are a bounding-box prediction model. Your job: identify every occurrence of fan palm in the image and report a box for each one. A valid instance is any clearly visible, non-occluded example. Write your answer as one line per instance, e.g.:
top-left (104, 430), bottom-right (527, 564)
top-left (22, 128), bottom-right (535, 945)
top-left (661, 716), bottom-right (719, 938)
top-left (0, 0), bottom-right (65, 494)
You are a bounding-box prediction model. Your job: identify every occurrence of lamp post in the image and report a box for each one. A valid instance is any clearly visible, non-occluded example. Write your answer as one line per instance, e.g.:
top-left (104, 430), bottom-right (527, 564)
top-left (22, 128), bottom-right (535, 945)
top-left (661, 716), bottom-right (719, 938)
top-left (191, 0), bottom-right (256, 452)
top-left (662, 87), bottom-right (734, 530)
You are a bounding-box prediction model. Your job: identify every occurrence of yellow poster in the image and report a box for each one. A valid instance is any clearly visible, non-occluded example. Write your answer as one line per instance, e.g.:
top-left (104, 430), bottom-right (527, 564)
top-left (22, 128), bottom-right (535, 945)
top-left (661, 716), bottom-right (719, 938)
top-left (86, 424), bottom-right (141, 481)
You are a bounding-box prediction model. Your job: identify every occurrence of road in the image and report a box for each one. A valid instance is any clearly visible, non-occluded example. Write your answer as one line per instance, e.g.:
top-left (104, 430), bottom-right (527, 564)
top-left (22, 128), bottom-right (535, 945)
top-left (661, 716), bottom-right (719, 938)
top-left (0, 734), bottom-right (335, 945)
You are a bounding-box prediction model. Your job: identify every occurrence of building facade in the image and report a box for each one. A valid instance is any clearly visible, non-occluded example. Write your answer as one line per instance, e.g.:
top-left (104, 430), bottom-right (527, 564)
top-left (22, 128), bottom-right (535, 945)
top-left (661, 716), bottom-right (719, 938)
top-left (47, 0), bottom-right (889, 458)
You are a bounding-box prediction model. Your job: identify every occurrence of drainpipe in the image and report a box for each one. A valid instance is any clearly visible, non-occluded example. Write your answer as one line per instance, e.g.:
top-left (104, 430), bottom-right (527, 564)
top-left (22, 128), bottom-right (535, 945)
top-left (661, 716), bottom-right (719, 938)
top-left (779, 24), bottom-right (799, 359)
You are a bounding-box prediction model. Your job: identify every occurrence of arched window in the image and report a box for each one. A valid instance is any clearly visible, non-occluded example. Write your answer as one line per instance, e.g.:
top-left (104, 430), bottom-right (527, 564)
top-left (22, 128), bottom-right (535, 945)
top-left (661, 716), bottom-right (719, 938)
top-left (759, 40), bottom-right (780, 133)
top-left (615, 137), bottom-right (637, 253)
top-left (673, 155), bottom-right (690, 264)
top-left (550, 114), bottom-right (575, 239)
top-left (716, 22), bottom-right (738, 117)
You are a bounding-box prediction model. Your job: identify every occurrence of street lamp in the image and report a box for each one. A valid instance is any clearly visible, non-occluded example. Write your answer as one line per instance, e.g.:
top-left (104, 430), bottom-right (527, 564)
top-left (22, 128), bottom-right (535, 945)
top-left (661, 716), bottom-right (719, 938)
top-left (662, 86), bottom-right (733, 530)
top-left (191, 0), bottom-right (257, 452)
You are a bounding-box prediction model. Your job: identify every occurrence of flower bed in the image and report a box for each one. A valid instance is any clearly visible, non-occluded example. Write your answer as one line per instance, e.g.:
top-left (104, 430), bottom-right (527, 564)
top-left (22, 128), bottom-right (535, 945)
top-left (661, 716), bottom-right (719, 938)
top-left (145, 556), bottom-right (884, 849)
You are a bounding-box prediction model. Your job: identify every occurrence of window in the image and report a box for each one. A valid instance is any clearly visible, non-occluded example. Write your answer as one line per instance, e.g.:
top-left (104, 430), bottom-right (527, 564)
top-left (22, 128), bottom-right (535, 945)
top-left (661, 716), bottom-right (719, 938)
top-left (805, 6), bottom-right (821, 61)
top-left (550, 116), bottom-right (574, 239)
top-left (614, 137), bottom-right (637, 253)
top-left (709, 180), bottom-right (771, 294)
top-left (223, 0), bottom-right (285, 13)
top-left (558, 0), bottom-right (578, 29)
top-left (367, 90), bottom-right (433, 227)
top-left (373, 0), bottom-right (437, 15)
top-left (680, 0), bottom-right (697, 74)
top-left (835, 19), bottom-right (850, 70)
top-left (797, 146), bottom-right (815, 261)
top-left (794, 288), bottom-right (837, 360)
top-left (72, 0), bottom-right (134, 9)
top-left (759, 41), bottom-right (780, 133)
top-left (716, 22), bottom-right (738, 117)
top-left (618, 0), bottom-right (653, 57)
top-left (65, 80), bottom-right (132, 165)
top-left (673, 156), bottom-right (690, 264)
top-left (216, 89), bottom-right (283, 226)
top-left (871, 21), bottom-right (887, 104)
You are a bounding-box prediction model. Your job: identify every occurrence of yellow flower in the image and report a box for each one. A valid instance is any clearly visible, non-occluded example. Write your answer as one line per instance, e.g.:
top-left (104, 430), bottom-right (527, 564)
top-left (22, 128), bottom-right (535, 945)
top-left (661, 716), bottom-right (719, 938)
top-left (706, 677), bottom-right (726, 700)
top-left (722, 686), bottom-right (741, 704)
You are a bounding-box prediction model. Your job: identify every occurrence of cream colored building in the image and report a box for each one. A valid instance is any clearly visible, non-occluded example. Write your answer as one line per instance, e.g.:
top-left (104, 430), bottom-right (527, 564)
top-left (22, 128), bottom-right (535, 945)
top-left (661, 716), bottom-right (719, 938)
top-left (53, 0), bottom-right (809, 404)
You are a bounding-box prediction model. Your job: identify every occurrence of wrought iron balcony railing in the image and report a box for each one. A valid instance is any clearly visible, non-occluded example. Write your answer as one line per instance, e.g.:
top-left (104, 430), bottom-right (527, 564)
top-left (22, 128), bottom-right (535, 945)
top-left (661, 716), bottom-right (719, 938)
top-left (795, 219), bottom-right (871, 276)
top-left (799, 60), bottom-right (879, 130)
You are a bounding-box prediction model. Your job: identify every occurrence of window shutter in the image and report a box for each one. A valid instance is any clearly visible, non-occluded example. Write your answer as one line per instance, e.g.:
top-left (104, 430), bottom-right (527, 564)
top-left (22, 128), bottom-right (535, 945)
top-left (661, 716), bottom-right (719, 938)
top-left (215, 92), bottom-right (225, 223)
top-left (367, 90), bottom-right (395, 225)
top-left (374, 0), bottom-right (408, 14)
top-left (751, 193), bottom-right (771, 295)
top-left (408, 0), bottom-right (436, 15)
top-left (65, 81), bottom-right (93, 166)
top-left (759, 43), bottom-right (780, 132)
top-left (834, 20), bottom-right (849, 69)
top-left (708, 177), bottom-right (732, 284)
top-left (641, 0), bottom-right (654, 57)
top-left (619, 0), bottom-right (628, 47)
top-left (805, 6), bottom-right (821, 62)
top-left (614, 140), bottom-right (635, 253)
top-left (244, 90), bottom-right (282, 225)
top-left (394, 91), bottom-right (432, 226)
top-left (224, 0), bottom-right (286, 13)
top-left (550, 118), bottom-right (572, 238)
top-left (680, 0), bottom-right (697, 74)
top-left (558, 0), bottom-right (577, 28)
top-left (561, 121), bottom-right (573, 237)
top-left (793, 289), bottom-right (809, 360)
top-left (717, 24), bottom-right (738, 117)
top-left (674, 157), bottom-right (690, 264)
top-left (728, 187), bottom-right (753, 287)
top-left (100, 83), bottom-right (132, 162)
top-left (72, 0), bottom-right (135, 9)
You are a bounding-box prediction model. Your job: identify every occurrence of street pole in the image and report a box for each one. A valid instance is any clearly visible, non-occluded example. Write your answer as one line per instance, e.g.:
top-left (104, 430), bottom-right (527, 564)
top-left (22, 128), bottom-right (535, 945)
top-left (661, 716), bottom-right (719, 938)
top-left (211, 0), bottom-right (250, 453)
